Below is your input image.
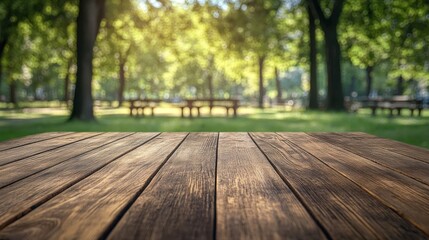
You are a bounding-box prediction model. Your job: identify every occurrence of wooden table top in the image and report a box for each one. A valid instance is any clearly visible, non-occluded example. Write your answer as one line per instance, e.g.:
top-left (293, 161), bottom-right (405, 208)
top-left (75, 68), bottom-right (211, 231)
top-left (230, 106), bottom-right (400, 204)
top-left (0, 132), bottom-right (428, 239)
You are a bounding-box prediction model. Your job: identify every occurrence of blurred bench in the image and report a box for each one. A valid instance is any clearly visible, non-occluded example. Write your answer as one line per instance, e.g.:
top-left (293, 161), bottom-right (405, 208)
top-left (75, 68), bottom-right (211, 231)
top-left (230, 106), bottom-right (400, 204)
top-left (359, 96), bottom-right (424, 117)
top-left (180, 99), bottom-right (239, 118)
top-left (129, 99), bottom-right (162, 117)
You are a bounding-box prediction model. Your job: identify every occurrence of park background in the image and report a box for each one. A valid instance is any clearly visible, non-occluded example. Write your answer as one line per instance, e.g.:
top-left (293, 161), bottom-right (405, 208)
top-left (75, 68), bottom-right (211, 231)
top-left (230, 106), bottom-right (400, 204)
top-left (0, 0), bottom-right (428, 148)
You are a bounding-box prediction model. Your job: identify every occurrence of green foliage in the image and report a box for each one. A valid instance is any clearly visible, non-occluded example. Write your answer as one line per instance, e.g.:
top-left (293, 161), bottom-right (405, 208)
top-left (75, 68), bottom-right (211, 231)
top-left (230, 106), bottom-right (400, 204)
top-left (0, 0), bottom-right (78, 100)
top-left (0, 0), bottom-right (427, 105)
top-left (341, 0), bottom-right (429, 84)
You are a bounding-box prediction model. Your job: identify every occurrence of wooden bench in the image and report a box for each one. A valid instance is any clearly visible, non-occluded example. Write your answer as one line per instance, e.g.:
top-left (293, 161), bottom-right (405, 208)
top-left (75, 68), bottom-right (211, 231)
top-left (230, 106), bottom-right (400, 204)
top-left (359, 96), bottom-right (424, 117)
top-left (129, 99), bottom-right (162, 117)
top-left (180, 99), bottom-right (239, 118)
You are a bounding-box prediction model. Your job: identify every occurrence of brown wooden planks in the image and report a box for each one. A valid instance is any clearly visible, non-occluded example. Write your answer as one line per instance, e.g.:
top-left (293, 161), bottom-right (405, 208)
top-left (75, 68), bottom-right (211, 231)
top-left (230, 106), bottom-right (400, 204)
top-left (0, 132), bottom-right (73, 152)
top-left (216, 132), bottom-right (325, 239)
top-left (0, 131), bottom-right (428, 239)
top-left (251, 132), bottom-right (427, 239)
top-left (0, 132), bottom-right (132, 189)
top-left (0, 133), bottom-right (187, 240)
top-left (309, 132), bottom-right (429, 185)
top-left (277, 132), bottom-right (429, 236)
top-left (0, 133), bottom-right (158, 230)
top-left (329, 132), bottom-right (429, 163)
top-left (108, 133), bottom-right (217, 240)
top-left (0, 132), bottom-right (101, 166)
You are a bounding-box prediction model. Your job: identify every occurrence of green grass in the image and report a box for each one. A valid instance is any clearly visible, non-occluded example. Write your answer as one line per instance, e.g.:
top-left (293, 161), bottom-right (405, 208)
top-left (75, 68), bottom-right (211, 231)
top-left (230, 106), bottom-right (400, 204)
top-left (0, 105), bottom-right (428, 149)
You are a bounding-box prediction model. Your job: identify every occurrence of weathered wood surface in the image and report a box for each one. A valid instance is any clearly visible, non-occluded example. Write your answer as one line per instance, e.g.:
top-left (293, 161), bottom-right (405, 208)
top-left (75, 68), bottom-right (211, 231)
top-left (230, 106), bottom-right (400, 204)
top-left (0, 133), bottom-right (186, 239)
top-left (0, 132), bottom-right (428, 239)
top-left (277, 133), bottom-right (429, 236)
top-left (322, 132), bottom-right (429, 163)
top-left (0, 132), bottom-right (132, 188)
top-left (0, 132), bottom-right (73, 152)
top-left (0, 133), bottom-right (158, 229)
top-left (0, 132), bottom-right (100, 166)
top-left (251, 133), bottom-right (426, 239)
top-left (109, 133), bottom-right (216, 240)
top-left (216, 133), bottom-right (325, 239)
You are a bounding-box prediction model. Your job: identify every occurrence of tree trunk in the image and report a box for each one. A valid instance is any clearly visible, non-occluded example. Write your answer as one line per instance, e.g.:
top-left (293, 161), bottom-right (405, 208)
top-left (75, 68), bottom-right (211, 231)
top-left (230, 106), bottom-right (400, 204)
top-left (274, 67), bottom-right (282, 103)
top-left (207, 56), bottom-right (214, 99)
top-left (365, 65), bottom-right (373, 97)
top-left (9, 81), bottom-right (17, 107)
top-left (258, 55), bottom-right (265, 109)
top-left (207, 73), bottom-right (214, 99)
top-left (118, 59), bottom-right (125, 107)
top-left (324, 25), bottom-right (344, 110)
top-left (349, 75), bottom-right (356, 96)
top-left (309, 0), bottom-right (345, 111)
top-left (64, 59), bottom-right (72, 105)
top-left (0, 37), bottom-right (8, 94)
top-left (308, 5), bottom-right (318, 109)
top-left (69, 0), bottom-right (105, 121)
top-left (32, 85), bottom-right (39, 100)
top-left (397, 75), bottom-right (404, 95)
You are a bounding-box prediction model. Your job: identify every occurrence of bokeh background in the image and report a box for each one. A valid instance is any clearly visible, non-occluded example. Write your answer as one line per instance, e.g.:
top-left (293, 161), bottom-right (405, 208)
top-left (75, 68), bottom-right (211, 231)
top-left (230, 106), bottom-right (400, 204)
top-left (0, 0), bottom-right (428, 148)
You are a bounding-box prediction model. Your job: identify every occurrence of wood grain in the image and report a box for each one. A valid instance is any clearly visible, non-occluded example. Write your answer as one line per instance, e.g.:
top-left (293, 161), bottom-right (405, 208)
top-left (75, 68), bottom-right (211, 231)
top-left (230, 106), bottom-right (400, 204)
top-left (108, 133), bottom-right (217, 240)
top-left (251, 132), bottom-right (427, 239)
top-left (309, 132), bottom-right (429, 185)
top-left (0, 132), bottom-right (132, 189)
top-left (0, 133), bottom-right (187, 240)
top-left (216, 132), bottom-right (325, 240)
top-left (0, 132), bottom-right (73, 152)
top-left (0, 132), bottom-right (101, 166)
top-left (0, 133), bottom-right (158, 230)
top-left (329, 132), bottom-right (429, 164)
top-left (0, 132), bottom-right (428, 239)
top-left (277, 132), bottom-right (429, 236)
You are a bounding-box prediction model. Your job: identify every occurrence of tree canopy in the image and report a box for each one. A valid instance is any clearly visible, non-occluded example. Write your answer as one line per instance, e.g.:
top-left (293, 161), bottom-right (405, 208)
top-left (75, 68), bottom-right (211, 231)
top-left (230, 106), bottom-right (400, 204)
top-left (0, 0), bottom-right (427, 117)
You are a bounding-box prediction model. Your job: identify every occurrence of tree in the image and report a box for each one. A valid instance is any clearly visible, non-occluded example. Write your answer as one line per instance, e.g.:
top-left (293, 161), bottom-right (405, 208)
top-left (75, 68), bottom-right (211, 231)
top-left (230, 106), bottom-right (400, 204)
top-left (307, 4), bottom-right (318, 109)
top-left (385, 0), bottom-right (429, 95)
top-left (274, 66), bottom-right (282, 103)
top-left (217, 0), bottom-right (284, 108)
top-left (100, 0), bottom-right (143, 106)
top-left (341, 0), bottom-right (389, 97)
top-left (69, 0), bottom-right (105, 121)
top-left (0, 0), bottom-right (47, 98)
top-left (308, 0), bottom-right (345, 110)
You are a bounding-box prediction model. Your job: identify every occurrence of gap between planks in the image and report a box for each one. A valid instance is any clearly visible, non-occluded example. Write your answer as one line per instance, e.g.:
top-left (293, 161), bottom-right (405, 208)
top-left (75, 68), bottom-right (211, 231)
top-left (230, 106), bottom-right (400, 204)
top-left (274, 132), bottom-right (429, 236)
top-left (1, 132), bottom-right (428, 239)
top-left (0, 132), bottom-right (75, 152)
top-left (308, 132), bottom-right (429, 186)
top-left (0, 132), bottom-right (104, 167)
top-left (248, 133), bottom-right (332, 239)
top-left (98, 133), bottom-right (190, 240)
top-left (0, 133), bottom-right (161, 231)
top-left (251, 132), bottom-right (426, 239)
top-left (0, 132), bottom-right (135, 190)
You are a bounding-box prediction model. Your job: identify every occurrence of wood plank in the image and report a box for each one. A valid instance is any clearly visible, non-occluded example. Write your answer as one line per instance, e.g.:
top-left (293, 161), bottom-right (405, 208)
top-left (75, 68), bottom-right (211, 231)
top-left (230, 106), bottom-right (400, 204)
top-left (0, 132), bottom-right (73, 152)
top-left (0, 133), bottom-right (187, 240)
top-left (329, 132), bottom-right (429, 164)
top-left (309, 132), bottom-right (429, 185)
top-left (108, 133), bottom-right (217, 240)
top-left (0, 132), bottom-right (133, 189)
top-left (216, 133), bottom-right (325, 239)
top-left (251, 132), bottom-right (427, 239)
top-left (0, 133), bottom-right (158, 230)
top-left (277, 132), bottom-right (429, 236)
top-left (0, 132), bottom-right (102, 166)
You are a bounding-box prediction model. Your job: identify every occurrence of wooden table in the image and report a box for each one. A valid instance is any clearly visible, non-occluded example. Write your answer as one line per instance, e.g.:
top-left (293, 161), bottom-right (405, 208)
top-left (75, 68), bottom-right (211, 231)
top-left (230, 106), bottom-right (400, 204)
top-left (181, 99), bottom-right (239, 118)
top-left (0, 132), bottom-right (428, 239)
